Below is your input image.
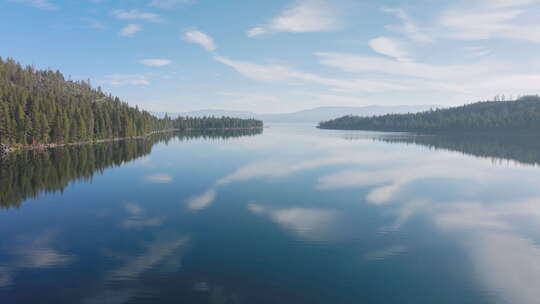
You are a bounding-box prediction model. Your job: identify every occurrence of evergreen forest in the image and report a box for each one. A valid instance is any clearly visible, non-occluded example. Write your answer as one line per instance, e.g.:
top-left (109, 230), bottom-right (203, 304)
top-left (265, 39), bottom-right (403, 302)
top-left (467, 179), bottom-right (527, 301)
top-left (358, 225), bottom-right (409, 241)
top-left (0, 57), bottom-right (262, 150)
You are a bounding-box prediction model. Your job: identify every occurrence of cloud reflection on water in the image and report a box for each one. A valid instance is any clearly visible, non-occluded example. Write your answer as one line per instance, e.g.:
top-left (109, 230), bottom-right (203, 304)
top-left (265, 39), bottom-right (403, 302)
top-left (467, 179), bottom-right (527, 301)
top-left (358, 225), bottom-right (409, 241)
top-left (0, 230), bottom-right (74, 288)
top-left (248, 203), bottom-right (338, 241)
top-left (183, 126), bottom-right (540, 303)
top-left (121, 202), bottom-right (165, 229)
top-left (83, 236), bottom-right (190, 304)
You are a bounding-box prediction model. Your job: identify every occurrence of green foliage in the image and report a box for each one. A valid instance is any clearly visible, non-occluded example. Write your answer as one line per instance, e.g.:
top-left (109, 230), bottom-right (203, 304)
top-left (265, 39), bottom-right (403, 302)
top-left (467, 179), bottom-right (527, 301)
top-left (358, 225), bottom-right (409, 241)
top-left (318, 96), bottom-right (540, 134)
top-left (0, 57), bottom-right (263, 147)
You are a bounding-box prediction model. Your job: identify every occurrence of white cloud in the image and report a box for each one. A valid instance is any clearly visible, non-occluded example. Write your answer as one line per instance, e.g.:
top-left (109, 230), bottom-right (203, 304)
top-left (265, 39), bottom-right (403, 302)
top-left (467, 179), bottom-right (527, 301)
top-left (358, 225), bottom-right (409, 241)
top-left (138, 59), bottom-right (172, 67)
top-left (439, 9), bottom-right (522, 40)
top-left (315, 51), bottom-right (540, 94)
top-left (104, 74), bottom-right (149, 86)
top-left (316, 52), bottom-right (460, 79)
top-left (182, 30), bottom-right (216, 52)
top-left (461, 46), bottom-right (491, 57)
top-left (214, 56), bottom-right (309, 82)
top-left (481, 0), bottom-right (540, 8)
top-left (382, 8), bottom-right (433, 42)
top-left (246, 27), bottom-right (268, 37)
top-left (247, 0), bottom-right (342, 36)
top-left (385, 1), bottom-right (540, 44)
top-left (112, 9), bottom-right (161, 22)
top-left (149, 0), bottom-right (192, 8)
top-left (214, 56), bottom-right (410, 93)
top-left (120, 24), bottom-right (143, 36)
top-left (10, 0), bottom-right (57, 10)
top-left (368, 37), bottom-right (409, 60)
top-left (435, 0), bottom-right (540, 43)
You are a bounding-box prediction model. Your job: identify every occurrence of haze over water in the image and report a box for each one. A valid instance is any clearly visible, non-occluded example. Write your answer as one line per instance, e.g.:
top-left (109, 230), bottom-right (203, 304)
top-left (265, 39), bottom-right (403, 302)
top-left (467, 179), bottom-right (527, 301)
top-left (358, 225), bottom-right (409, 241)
top-left (1, 124), bottom-right (540, 304)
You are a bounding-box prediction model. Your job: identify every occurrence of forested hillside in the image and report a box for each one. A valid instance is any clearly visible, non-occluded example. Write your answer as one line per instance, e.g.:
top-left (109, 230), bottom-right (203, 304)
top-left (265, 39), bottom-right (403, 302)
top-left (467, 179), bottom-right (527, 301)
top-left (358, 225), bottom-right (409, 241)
top-left (318, 96), bottom-right (540, 134)
top-left (0, 57), bottom-right (262, 150)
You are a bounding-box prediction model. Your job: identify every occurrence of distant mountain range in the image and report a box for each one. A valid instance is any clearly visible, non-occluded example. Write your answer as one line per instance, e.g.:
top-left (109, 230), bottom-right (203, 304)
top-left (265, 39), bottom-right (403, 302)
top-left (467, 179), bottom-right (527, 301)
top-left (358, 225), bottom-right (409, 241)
top-left (153, 105), bottom-right (441, 123)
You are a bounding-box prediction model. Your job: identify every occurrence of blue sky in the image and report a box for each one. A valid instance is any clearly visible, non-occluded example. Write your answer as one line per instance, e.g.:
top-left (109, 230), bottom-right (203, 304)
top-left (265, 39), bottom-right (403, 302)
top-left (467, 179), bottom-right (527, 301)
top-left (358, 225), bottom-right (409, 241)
top-left (2, 0), bottom-right (540, 113)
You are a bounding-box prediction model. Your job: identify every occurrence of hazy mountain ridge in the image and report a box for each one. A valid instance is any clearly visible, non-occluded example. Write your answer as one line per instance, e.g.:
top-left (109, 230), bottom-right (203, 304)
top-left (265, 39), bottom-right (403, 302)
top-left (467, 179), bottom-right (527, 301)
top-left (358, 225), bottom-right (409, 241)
top-left (153, 105), bottom-right (441, 123)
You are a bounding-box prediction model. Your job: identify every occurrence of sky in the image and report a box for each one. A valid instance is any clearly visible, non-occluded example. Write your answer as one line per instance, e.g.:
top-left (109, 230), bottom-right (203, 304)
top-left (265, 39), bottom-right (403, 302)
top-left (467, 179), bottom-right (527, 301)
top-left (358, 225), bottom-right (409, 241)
top-left (1, 0), bottom-right (540, 113)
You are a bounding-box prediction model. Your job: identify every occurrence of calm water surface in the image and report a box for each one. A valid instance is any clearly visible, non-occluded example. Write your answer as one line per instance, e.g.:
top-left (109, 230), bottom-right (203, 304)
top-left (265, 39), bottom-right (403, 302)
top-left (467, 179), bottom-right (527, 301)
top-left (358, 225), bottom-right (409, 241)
top-left (1, 124), bottom-right (540, 304)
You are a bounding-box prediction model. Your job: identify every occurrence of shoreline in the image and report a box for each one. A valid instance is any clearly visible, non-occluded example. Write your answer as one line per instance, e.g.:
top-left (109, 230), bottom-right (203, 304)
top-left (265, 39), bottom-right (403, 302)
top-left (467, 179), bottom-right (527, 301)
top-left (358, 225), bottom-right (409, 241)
top-left (0, 127), bottom-right (263, 155)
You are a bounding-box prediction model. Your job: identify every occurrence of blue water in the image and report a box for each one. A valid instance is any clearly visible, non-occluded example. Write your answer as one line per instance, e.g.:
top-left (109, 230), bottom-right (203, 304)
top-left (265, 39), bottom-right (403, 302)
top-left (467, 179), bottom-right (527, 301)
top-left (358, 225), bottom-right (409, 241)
top-left (1, 124), bottom-right (540, 304)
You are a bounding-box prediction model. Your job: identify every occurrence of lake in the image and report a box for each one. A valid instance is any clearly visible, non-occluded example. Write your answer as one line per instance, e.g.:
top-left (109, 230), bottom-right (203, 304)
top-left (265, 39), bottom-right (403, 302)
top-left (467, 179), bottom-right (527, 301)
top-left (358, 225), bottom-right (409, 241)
top-left (1, 124), bottom-right (540, 304)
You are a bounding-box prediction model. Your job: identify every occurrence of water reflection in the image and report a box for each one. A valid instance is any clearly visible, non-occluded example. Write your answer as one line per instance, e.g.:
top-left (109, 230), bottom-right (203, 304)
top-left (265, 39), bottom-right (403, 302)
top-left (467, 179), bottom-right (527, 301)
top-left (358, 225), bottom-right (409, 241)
top-left (247, 203), bottom-right (339, 242)
top-left (195, 127), bottom-right (540, 303)
top-left (0, 129), bottom-right (262, 209)
top-left (3, 125), bottom-right (540, 303)
top-left (0, 230), bottom-right (74, 288)
top-left (82, 235), bottom-right (190, 304)
top-left (369, 133), bottom-right (540, 167)
top-left (325, 132), bottom-right (540, 304)
top-left (121, 202), bottom-right (165, 229)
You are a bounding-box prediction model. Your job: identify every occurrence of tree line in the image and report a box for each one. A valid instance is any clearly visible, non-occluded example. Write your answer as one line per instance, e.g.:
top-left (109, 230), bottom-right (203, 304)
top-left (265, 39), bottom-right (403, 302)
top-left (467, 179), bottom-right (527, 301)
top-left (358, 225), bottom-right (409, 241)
top-left (0, 57), bottom-right (262, 149)
top-left (318, 95), bottom-right (540, 134)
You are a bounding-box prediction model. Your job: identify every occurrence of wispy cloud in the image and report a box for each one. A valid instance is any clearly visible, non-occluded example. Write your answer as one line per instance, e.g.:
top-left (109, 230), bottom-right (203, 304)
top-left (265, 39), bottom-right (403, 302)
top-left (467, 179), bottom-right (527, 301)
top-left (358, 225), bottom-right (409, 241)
top-left (138, 59), bottom-right (172, 66)
top-left (461, 46), bottom-right (491, 57)
top-left (485, 0), bottom-right (540, 7)
top-left (112, 9), bottom-right (161, 22)
top-left (148, 0), bottom-right (192, 8)
top-left (382, 8), bottom-right (433, 42)
top-left (104, 74), bottom-right (149, 86)
top-left (10, 0), bottom-right (57, 10)
top-left (439, 9), bottom-right (522, 41)
top-left (214, 56), bottom-right (409, 93)
top-left (368, 37), bottom-right (409, 60)
top-left (120, 24), bottom-right (143, 36)
top-left (247, 0), bottom-right (342, 36)
top-left (182, 30), bottom-right (216, 52)
top-left (385, 0), bottom-right (540, 44)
